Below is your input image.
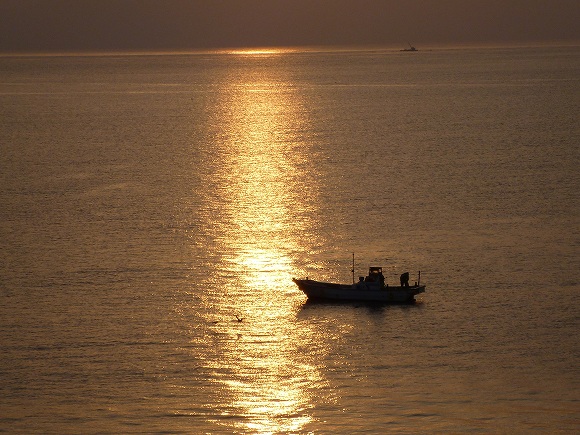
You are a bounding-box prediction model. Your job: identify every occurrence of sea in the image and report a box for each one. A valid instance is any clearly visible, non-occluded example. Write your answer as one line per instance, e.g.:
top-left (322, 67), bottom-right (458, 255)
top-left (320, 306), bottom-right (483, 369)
top-left (0, 45), bottom-right (578, 434)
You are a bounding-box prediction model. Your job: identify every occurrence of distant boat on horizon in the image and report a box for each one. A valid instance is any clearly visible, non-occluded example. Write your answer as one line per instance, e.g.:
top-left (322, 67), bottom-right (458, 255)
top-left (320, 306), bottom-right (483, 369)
top-left (401, 42), bottom-right (418, 52)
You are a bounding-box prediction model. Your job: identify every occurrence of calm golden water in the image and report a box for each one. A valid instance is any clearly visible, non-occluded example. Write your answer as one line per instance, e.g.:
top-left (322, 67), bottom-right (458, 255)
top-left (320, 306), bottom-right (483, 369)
top-left (1, 47), bottom-right (579, 433)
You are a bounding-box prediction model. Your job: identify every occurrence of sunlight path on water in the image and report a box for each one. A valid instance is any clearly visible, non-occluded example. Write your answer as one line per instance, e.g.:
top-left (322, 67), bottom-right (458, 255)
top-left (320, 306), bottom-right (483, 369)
top-left (184, 56), bottom-right (329, 433)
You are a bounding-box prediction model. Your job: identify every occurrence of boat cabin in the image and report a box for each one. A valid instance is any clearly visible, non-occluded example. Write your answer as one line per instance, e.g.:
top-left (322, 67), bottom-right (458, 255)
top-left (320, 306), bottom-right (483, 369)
top-left (362, 267), bottom-right (385, 285)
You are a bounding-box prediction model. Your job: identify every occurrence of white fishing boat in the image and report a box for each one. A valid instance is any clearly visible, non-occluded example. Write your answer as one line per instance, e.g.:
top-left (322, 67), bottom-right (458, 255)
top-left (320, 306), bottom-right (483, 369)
top-left (293, 263), bottom-right (425, 303)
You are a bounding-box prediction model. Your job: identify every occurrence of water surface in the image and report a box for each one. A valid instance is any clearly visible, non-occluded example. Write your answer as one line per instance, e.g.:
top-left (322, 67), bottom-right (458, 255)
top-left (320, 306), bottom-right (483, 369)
top-left (0, 46), bottom-right (578, 433)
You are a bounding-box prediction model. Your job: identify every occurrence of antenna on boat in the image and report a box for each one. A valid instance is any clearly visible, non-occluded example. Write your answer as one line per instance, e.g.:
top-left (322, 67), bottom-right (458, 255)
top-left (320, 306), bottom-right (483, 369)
top-left (352, 252), bottom-right (355, 284)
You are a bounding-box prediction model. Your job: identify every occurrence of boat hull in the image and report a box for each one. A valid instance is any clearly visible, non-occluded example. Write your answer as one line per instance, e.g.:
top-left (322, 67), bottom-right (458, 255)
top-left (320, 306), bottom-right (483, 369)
top-left (293, 278), bottom-right (425, 303)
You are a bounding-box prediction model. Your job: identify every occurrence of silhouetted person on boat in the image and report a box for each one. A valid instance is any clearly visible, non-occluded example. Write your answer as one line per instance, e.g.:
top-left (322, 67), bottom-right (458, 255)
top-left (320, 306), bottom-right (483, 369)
top-left (400, 272), bottom-right (410, 287)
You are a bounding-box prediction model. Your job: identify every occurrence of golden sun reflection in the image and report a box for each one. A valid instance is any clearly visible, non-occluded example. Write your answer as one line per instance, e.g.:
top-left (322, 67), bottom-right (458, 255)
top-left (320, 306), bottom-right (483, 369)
top-left (225, 47), bottom-right (297, 56)
top-left (199, 60), bottom-right (323, 433)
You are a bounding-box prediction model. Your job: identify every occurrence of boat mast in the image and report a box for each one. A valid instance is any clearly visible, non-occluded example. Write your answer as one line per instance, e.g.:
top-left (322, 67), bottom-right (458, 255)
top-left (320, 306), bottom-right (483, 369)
top-left (351, 252), bottom-right (355, 284)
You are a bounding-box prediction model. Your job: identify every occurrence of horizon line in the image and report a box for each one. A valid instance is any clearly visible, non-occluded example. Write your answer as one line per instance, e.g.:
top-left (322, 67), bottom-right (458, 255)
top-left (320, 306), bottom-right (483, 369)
top-left (1, 40), bottom-right (579, 58)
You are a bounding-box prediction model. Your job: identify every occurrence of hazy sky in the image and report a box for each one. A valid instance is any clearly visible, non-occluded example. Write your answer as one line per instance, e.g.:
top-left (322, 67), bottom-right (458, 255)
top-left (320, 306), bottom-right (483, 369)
top-left (1, 0), bottom-right (579, 53)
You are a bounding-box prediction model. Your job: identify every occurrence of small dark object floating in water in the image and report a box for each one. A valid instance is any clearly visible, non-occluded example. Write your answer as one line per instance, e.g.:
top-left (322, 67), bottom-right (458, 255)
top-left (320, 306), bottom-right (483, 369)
top-left (401, 43), bottom-right (418, 52)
